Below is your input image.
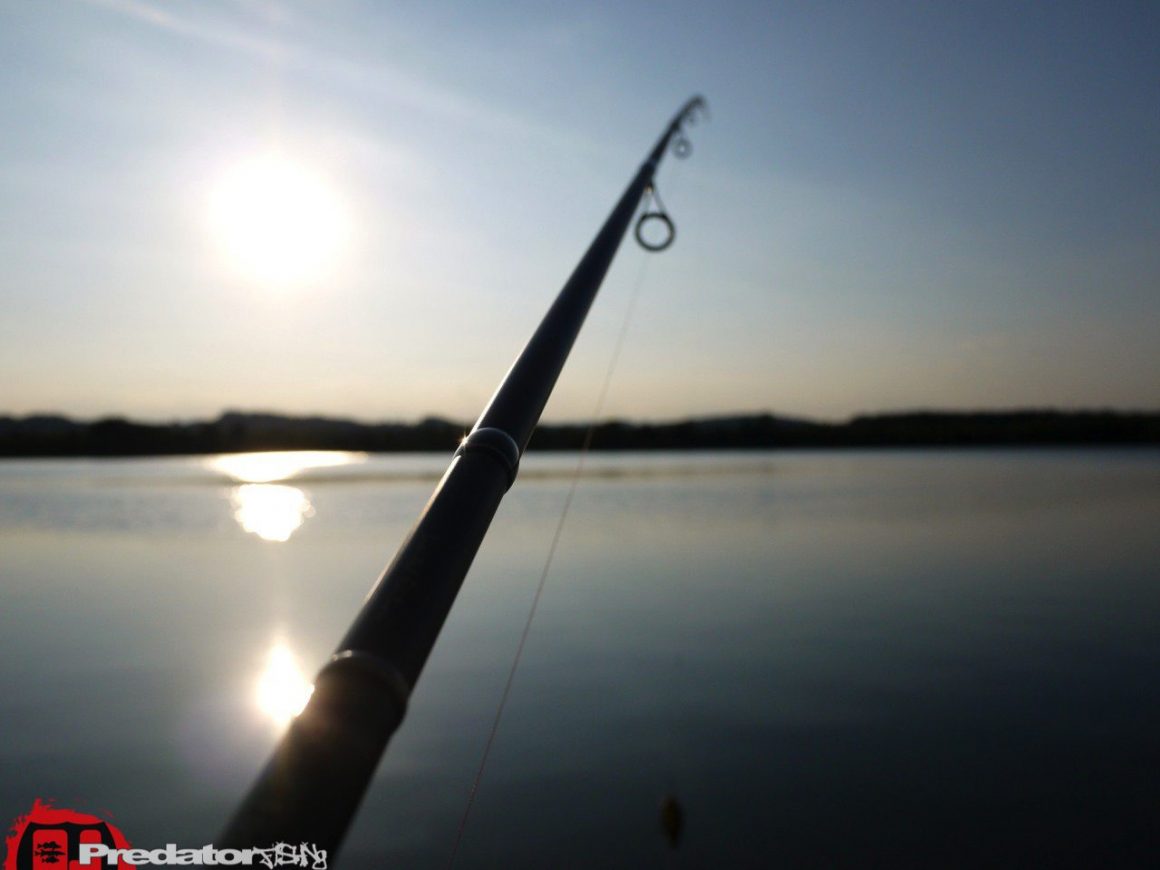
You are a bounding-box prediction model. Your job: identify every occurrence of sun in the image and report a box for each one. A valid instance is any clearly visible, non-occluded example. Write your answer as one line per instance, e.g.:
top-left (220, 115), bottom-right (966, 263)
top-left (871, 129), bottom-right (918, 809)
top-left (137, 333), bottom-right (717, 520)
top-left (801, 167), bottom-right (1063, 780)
top-left (208, 153), bottom-right (349, 288)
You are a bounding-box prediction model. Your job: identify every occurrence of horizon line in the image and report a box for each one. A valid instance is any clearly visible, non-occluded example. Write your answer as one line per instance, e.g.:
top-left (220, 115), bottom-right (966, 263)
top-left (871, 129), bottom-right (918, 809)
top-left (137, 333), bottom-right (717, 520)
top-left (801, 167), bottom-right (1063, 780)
top-left (5, 405), bottom-right (1160, 428)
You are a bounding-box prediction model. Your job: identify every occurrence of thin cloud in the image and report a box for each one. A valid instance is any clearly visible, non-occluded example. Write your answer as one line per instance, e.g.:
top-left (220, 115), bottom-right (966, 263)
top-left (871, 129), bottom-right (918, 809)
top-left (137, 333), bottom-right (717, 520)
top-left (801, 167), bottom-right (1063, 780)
top-left (78, 0), bottom-right (582, 156)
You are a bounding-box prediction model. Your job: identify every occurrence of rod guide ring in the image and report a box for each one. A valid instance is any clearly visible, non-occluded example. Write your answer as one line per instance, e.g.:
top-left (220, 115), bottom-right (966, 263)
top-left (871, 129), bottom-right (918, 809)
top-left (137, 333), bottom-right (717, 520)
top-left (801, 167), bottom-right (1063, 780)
top-left (635, 211), bottom-right (675, 252)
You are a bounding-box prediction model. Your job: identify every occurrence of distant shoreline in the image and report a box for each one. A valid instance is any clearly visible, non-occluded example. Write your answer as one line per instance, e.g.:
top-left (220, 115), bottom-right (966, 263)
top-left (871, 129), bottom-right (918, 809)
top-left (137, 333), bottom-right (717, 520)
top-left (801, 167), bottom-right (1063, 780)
top-left (1, 410), bottom-right (1157, 457)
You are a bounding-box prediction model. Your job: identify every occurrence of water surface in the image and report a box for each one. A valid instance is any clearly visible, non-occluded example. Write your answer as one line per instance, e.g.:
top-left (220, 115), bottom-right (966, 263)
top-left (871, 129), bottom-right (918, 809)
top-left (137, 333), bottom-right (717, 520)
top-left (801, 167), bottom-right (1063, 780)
top-left (1, 449), bottom-right (1158, 867)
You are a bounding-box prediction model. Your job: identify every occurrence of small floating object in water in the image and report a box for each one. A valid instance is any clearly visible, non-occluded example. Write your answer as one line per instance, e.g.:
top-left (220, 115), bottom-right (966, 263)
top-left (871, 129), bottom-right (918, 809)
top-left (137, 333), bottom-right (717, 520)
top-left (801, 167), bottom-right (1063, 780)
top-left (660, 794), bottom-right (684, 848)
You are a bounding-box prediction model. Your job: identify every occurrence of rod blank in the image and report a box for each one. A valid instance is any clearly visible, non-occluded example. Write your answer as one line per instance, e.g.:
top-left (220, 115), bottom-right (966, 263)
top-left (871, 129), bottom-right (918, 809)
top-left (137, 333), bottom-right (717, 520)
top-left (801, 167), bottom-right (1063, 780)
top-left (219, 95), bottom-right (705, 861)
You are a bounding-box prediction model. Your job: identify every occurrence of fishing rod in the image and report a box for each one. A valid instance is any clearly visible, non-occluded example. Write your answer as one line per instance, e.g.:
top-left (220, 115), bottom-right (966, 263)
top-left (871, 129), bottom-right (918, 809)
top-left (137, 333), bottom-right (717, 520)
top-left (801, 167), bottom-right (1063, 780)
top-left (220, 94), bottom-right (707, 861)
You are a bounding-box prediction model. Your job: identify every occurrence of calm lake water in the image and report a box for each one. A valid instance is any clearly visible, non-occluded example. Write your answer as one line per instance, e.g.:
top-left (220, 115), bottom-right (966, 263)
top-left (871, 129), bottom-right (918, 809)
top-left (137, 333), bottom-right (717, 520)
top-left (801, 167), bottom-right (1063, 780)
top-left (2, 449), bottom-right (1158, 868)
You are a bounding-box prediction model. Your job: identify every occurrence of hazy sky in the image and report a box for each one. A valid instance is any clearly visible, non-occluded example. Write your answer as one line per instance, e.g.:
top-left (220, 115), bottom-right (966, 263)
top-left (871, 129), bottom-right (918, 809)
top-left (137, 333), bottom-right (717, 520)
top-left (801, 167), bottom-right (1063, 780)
top-left (1, 0), bottom-right (1157, 423)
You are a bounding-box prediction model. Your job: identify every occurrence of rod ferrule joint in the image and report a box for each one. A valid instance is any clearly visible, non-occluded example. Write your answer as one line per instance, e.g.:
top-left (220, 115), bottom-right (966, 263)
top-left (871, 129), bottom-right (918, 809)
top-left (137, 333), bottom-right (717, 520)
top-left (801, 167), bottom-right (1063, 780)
top-left (455, 427), bottom-right (521, 489)
top-left (321, 650), bottom-right (412, 715)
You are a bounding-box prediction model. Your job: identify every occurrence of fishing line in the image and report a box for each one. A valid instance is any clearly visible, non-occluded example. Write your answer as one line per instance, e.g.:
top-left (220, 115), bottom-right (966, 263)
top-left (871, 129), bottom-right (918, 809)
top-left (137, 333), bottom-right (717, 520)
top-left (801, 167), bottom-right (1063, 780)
top-left (447, 242), bottom-right (653, 868)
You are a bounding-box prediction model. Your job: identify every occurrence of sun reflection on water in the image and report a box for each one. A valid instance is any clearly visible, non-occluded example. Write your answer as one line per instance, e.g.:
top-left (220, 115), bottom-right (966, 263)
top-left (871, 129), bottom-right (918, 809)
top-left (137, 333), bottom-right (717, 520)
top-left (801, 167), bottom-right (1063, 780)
top-left (231, 484), bottom-right (313, 542)
top-left (207, 451), bottom-right (365, 542)
top-left (256, 644), bottom-right (314, 727)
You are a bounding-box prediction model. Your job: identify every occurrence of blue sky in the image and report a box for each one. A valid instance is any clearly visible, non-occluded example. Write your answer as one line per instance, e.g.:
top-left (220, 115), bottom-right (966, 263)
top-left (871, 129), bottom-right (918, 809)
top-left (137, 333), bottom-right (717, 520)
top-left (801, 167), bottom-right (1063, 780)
top-left (1, 0), bottom-right (1157, 422)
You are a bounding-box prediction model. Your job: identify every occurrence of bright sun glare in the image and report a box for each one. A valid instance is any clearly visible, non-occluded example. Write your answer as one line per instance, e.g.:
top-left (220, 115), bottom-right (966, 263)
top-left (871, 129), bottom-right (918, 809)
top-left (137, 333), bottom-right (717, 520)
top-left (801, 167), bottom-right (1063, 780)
top-left (232, 483), bottom-right (314, 543)
top-left (209, 154), bottom-right (349, 288)
top-left (256, 644), bottom-right (314, 727)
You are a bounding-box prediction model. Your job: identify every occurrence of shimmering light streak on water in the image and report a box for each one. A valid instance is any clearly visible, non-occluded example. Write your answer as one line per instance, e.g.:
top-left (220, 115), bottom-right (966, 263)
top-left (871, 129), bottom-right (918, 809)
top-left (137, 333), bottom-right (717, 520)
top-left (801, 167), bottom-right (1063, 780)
top-left (208, 450), bottom-right (365, 484)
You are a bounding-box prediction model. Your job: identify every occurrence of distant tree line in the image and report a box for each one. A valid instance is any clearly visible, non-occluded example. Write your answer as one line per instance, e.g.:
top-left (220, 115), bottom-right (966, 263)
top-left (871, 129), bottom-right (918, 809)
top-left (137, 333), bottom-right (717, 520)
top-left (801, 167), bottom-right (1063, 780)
top-left (0, 410), bottom-right (1157, 457)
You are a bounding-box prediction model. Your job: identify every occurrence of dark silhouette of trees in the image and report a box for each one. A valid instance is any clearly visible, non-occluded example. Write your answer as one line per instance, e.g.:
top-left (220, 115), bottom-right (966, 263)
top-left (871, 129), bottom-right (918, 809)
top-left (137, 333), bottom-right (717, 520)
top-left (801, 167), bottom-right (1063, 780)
top-left (0, 409), bottom-right (1156, 456)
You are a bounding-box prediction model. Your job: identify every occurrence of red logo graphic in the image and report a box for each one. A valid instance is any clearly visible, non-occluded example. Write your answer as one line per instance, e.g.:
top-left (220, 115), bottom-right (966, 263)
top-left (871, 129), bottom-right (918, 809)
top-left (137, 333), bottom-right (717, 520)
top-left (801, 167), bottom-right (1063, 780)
top-left (5, 801), bottom-right (133, 870)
